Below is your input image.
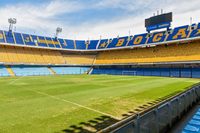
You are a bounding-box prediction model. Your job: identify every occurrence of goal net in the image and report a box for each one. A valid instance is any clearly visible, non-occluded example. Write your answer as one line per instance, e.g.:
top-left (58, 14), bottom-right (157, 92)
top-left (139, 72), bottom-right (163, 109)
top-left (122, 71), bottom-right (137, 76)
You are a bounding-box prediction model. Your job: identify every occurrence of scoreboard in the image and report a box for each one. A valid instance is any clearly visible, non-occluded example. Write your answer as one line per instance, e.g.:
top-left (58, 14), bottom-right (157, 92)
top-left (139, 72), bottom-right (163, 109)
top-left (145, 12), bottom-right (172, 32)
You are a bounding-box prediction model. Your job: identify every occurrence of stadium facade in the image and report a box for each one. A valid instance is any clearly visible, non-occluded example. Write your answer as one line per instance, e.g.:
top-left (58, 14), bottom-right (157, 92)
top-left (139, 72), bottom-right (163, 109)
top-left (0, 14), bottom-right (200, 133)
top-left (0, 21), bottom-right (200, 78)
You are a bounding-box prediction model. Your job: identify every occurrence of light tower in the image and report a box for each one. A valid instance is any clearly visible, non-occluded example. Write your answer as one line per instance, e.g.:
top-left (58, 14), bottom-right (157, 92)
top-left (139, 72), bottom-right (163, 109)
top-left (8, 18), bottom-right (17, 32)
top-left (55, 27), bottom-right (62, 40)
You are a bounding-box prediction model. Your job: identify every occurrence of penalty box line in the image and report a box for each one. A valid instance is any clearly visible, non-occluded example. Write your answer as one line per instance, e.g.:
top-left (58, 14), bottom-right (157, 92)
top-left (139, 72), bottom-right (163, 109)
top-left (28, 88), bottom-right (120, 120)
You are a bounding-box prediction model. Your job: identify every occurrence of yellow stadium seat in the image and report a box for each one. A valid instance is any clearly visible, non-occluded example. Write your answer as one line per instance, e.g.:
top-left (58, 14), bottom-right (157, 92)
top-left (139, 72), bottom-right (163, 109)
top-left (63, 54), bottom-right (96, 65)
top-left (0, 41), bottom-right (199, 65)
top-left (95, 42), bottom-right (200, 64)
top-left (0, 46), bottom-right (66, 64)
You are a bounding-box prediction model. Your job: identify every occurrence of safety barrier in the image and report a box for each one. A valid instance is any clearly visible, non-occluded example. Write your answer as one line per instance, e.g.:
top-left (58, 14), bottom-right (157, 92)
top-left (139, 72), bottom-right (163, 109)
top-left (100, 83), bottom-right (200, 133)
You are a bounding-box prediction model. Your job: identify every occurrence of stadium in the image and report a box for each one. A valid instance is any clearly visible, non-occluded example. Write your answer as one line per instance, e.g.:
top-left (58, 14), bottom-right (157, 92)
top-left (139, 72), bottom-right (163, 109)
top-left (0, 1), bottom-right (200, 133)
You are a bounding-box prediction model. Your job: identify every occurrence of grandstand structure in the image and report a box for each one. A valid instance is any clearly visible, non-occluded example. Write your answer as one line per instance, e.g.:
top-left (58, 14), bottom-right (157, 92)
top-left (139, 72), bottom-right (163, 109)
top-left (0, 11), bottom-right (200, 133)
top-left (0, 21), bottom-right (200, 77)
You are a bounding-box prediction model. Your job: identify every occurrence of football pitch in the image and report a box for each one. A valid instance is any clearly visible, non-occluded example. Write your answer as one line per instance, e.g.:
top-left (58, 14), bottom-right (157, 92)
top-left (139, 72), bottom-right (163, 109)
top-left (0, 75), bottom-right (199, 133)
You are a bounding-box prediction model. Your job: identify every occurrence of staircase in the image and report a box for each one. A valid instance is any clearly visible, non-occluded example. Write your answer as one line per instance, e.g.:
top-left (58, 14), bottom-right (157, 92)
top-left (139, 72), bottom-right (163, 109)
top-left (6, 66), bottom-right (15, 76)
top-left (87, 67), bottom-right (93, 75)
top-left (48, 67), bottom-right (56, 75)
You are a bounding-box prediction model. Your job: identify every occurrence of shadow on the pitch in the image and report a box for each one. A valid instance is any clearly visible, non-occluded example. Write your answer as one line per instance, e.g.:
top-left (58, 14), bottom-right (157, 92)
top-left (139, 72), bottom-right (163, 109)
top-left (62, 115), bottom-right (119, 133)
top-left (61, 92), bottom-right (183, 133)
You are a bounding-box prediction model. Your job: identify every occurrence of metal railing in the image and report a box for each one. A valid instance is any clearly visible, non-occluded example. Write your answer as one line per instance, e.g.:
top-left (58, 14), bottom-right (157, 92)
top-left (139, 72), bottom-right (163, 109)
top-left (0, 71), bottom-right (87, 77)
top-left (100, 83), bottom-right (200, 133)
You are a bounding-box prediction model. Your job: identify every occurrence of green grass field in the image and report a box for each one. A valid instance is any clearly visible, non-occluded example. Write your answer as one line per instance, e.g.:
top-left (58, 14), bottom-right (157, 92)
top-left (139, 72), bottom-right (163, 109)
top-left (0, 75), bottom-right (199, 133)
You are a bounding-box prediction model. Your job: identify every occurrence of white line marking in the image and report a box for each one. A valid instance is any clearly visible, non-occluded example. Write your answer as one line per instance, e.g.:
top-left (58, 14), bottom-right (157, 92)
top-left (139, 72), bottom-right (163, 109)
top-left (7, 75), bottom-right (120, 119)
top-left (8, 76), bottom-right (25, 85)
top-left (27, 88), bottom-right (120, 120)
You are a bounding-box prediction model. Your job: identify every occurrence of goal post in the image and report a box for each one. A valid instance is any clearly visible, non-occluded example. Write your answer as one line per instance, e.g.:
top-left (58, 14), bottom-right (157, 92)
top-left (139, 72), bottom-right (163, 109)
top-left (122, 71), bottom-right (137, 76)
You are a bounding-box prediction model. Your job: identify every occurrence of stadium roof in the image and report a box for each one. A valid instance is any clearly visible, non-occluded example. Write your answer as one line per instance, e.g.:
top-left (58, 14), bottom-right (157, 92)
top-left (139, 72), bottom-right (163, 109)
top-left (0, 0), bottom-right (199, 40)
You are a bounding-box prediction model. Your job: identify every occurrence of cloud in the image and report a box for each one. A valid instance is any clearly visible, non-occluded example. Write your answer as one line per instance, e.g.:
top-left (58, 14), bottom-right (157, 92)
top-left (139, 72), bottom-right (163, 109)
top-left (0, 0), bottom-right (199, 40)
top-left (0, 0), bottom-right (84, 36)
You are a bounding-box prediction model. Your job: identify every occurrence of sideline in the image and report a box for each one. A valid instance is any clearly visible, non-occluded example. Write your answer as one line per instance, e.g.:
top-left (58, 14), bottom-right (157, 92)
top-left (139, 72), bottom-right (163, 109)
top-left (27, 88), bottom-right (120, 120)
top-left (8, 76), bottom-right (25, 85)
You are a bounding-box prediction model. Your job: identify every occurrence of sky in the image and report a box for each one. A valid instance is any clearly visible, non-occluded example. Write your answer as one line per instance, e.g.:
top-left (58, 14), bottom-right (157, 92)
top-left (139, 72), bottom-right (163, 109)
top-left (0, 0), bottom-right (199, 40)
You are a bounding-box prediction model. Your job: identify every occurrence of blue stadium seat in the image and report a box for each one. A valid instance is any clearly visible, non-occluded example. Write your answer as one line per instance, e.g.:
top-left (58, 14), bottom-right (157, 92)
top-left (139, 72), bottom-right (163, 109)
top-left (98, 39), bottom-right (109, 49)
top-left (0, 30), bottom-right (6, 43)
top-left (136, 69), bottom-right (144, 76)
top-left (22, 34), bottom-right (36, 46)
top-left (65, 39), bottom-right (75, 49)
top-left (4, 31), bottom-right (15, 44)
top-left (182, 108), bottom-right (200, 133)
top-left (160, 68), bottom-right (170, 77)
top-left (170, 68), bottom-right (180, 77)
top-left (0, 66), bottom-right (10, 77)
top-left (143, 68), bottom-right (152, 76)
top-left (92, 67), bottom-right (200, 79)
top-left (58, 38), bottom-right (67, 49)
top-left (51, 67), bottom-right (89, 75)
top-left (88, 40), bottom-right (99, 50)
top-left (192, 68), bottom-right (200, 78)
top-left (151, 68), bottom-right (161, 76)
top-left (92, 68), bottom-right (105, 75)
top-left (52, 38), bottom-right (61, 48)
top-left (183, 125), bottom-right (200, 133)
top-left (181, 68), bottom-right (192, 78)
top-left (37, 36), bottom-right (48, 47)
top-left (30, 35), bottom-right (39, 46)
top-left (14, 32), bottom-right (24, 45)
top-left (45, 37), bottom-right (55, 48)
top-left (11, 66), bottom-right (51, 76)
top-left (75, 40), bottom-right (86, 50)
top-left (190, 23), bottom-right (200, 38)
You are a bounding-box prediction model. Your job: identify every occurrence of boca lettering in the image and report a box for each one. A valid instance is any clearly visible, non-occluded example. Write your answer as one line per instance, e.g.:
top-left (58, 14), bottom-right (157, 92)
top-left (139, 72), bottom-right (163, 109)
top-left (152, 33), bottom-right (163, 42)
top-left (195, 29), bottom-right (200, 36)
top-left (38, 39), bottom-right (47, 44)
top-left (0, 33), bottom-right (3, 39)
top-left (173, 28), bottom-right (187, 39)
top-left (116, 39), bottom-right (124, 47)
top-left (133, 36), bottom-right (143, 45)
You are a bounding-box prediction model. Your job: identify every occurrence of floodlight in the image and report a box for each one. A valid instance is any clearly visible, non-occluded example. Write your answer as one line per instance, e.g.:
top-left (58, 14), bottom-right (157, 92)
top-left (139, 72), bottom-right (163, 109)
top-left (8, 18), bottom-right (17, 32)
top-left (8, 18), bottom-right (17, 24)
top-left (55, 27), bottom-right (62, 39)
top-left (56, 27), bottom-right (62, 33)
